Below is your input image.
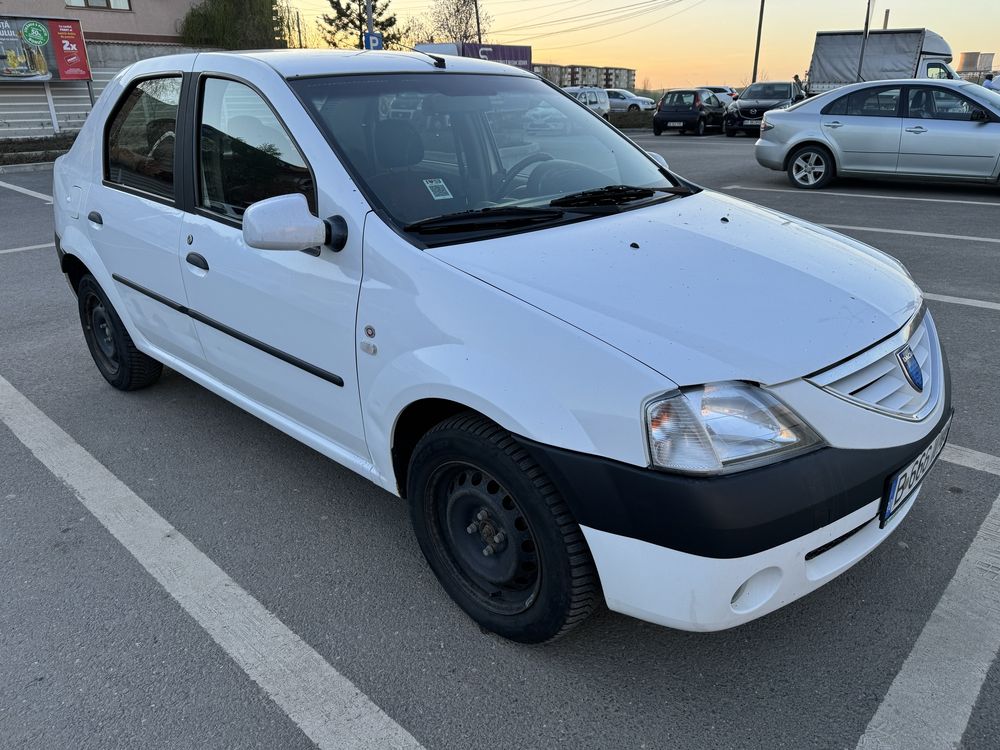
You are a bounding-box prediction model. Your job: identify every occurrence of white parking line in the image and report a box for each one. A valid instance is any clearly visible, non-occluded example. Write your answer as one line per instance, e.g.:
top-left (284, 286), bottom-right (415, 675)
top-left (722, 184), bottom-right (1000, 208)
top-left (824, 224), bottom-right (1000, 246)
top-left (0, 374), bottom-right (421, 750)
top-left (942, 444), bottom-right (1000, 477)
top-left (855, 488), bottom-right (1000, 750)
top-left (0, 179), bottom-right (53, 202)
top-left (0, 242), bottom-right (55, 256)
top-left (924, 293), bottom-right (1000, 313)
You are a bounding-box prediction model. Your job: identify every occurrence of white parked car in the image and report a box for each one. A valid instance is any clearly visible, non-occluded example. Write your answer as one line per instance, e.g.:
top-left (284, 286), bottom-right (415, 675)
top-left (53, 50), bottom-right (951, 643)
top-left (606, 88), bottom-right (656, 112)
top-left (563, 85), bottom-right (611, 118)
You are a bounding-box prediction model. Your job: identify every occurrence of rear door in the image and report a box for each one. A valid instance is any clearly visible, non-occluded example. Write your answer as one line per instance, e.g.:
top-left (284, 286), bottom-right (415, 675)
top-left (898, 86), bottom-right (1000, 179)
top-left (820, 85), bottom-right (903, 173)
top-left (89, 58), bottom-right (205, 365)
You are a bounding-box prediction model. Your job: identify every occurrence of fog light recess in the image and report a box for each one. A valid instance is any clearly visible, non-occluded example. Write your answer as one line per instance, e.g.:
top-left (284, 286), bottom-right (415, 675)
top-left (730, 566), bottom-right (782, 614)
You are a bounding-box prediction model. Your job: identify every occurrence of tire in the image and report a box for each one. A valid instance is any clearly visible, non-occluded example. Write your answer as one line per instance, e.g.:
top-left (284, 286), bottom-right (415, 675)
top-left (407, 413), bottom-right (600, 643)
top-left (77, 274), bottom-right (162, 390)
top-left (627, 104), bottom-right (639, 112)
top-left (653, 125), bottom-right (662, 136)
top-left (695, 118), bottom-right (706, 136)
top-left (725, 126), bottom-right (736, 137)
top-left (786, 144), bottom-right (834, 189)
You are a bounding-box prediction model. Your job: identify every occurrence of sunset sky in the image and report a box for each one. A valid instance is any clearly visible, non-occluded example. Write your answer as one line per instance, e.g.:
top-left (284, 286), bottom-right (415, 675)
top-left (294, 0), bottom-right (1000, 89)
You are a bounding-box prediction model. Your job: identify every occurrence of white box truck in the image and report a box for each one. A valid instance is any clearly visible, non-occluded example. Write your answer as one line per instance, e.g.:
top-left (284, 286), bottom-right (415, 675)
top-left (806, 28), bottom-right (959, 95)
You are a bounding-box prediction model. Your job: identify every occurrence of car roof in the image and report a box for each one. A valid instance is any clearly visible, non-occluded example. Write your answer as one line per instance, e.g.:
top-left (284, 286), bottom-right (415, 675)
top-left (155, 49), bottom-right (537, 79)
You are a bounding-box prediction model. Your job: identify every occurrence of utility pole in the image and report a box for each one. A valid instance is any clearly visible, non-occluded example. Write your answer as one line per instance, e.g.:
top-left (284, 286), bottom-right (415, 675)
top-left (751, 0), bottom-right (765, 83)
top-left (295, 10), bottom-right (304, 48)
top-left (883, 8), bottom-right (890, 29)
top-left (473, 0), bottom-right (482, 44)
top-left (856, 0), bottom-right (873, 81)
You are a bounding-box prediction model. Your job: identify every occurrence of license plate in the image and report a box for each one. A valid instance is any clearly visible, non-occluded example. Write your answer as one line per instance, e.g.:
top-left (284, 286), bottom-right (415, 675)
top-left (667, 121), bottom-right (683, 127)
top-left (880, 415), bottom-right (952, 526)
top-left (743, 118), bottom-right (762, 126)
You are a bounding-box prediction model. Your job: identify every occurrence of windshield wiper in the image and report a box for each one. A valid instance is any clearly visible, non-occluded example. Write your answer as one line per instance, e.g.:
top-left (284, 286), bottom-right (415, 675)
top-left (403, 206), bottom-right (566, 234)
top-left (549, 184), bottom-right (693, 209)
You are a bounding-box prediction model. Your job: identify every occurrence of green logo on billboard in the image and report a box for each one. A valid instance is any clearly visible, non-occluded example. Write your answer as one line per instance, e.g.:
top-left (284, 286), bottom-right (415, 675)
top-left (21, 21), bottom-right (50, 47)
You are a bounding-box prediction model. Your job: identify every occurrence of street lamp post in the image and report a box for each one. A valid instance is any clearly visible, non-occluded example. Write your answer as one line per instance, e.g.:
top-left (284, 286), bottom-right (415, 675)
top-left (751, 0), bottom-right (765, 83)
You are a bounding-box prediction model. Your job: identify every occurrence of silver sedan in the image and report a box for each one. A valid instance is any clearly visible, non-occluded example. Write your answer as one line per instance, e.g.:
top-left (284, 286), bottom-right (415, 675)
top-left (755, 79), bottom-right (1000, 189)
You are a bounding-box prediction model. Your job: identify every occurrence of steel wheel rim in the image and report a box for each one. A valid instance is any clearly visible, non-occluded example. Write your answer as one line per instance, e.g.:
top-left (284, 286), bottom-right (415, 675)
top-left (426, 461), bottom-right (542, 615)
top-left (793, 152), bottom-right (826, 186)
top-left (84, 291), bottom-right (120, 375)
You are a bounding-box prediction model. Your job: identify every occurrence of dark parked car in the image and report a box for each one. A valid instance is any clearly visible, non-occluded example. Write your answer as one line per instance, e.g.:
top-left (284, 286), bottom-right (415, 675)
top-left (724, 81), bottom-right (805, 136)
top-left (653, 88), bottom-right (727, 136)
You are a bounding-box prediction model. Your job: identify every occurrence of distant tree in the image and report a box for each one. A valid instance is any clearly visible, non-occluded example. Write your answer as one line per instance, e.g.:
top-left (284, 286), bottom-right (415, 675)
top-left (398, 15), bottom-right (437, 48)
top-left (180, 0), bottom-right (289, 49)
top-left (430, 0), bottom-right (491, 45)
top-left (319, 0), bottom-right (401, 49)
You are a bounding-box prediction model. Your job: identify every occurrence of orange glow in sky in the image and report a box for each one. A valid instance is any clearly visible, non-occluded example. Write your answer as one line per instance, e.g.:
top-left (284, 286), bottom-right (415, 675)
top-left (296, 0), bottom-right (1000, 89)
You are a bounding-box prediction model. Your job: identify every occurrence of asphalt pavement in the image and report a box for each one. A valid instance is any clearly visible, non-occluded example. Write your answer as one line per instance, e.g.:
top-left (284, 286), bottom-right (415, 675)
top-left (1, 135), bottom-right (999, 749)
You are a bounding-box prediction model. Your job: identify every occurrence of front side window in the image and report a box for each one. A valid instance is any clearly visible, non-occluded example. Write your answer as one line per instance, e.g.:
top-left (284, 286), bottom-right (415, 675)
top-left (292, 73), bottom-right (681, 241)
top-left (926, 63), bottom-right (950, 80)
top-left (908, 87), bottom-right (977, 120)
top-left (106, 76), bottom-right (180, 199)
top-left (198, 78), bottom-right (315, 221)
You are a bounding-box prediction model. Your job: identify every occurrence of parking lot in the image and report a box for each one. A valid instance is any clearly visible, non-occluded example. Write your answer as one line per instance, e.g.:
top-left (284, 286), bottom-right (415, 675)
top-left (2, 131), bottom-right (999, 749)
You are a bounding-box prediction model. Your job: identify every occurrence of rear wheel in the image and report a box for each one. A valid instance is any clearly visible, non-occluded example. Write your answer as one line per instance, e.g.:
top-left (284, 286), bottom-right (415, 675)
top-left (694, 118), bottom-right (706, 136)
top-left (77, 274), bottom-right (162, 390)
top-left (653, 124), bottom-right (662, 136)
top-left (787, 144), bottom-right (834, 189)
top-left (408, 413), bottom-right (599, 643)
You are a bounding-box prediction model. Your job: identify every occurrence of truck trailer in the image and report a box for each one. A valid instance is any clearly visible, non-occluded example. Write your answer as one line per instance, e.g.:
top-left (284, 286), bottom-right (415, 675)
top-left (806, 28), bottom-right (959, 95)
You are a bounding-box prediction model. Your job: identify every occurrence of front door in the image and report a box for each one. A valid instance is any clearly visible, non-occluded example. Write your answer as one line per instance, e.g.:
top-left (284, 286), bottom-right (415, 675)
top-left (178, 74), bottom-right (368, 459)
top-left (820, 85), bottom-right (903, 173)
top-left (898, 86), bottom-right (1000, 178)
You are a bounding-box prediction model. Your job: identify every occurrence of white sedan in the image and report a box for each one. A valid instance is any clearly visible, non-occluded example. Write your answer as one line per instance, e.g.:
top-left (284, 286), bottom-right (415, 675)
top-left (756, 78), bottom-right (1000, 188)
top-left (54, 50), bottom-right (950, 642)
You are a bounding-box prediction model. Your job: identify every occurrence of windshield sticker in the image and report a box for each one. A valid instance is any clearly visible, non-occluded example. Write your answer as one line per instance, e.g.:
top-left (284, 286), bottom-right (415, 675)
top-left (423, 178), bottom-right (453, 201)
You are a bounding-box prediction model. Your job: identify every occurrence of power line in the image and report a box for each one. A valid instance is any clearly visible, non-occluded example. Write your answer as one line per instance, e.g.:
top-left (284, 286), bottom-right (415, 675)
top-left (532, 0), bottom-right (706, 52)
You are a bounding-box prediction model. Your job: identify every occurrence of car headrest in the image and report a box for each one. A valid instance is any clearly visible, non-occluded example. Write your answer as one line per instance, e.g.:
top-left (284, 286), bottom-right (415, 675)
top-left (374, 119), bottom-right (424, 169)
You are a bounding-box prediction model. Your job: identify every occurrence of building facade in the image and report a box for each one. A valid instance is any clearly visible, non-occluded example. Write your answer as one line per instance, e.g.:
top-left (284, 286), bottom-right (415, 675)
top-left (0, 0), bottom-right (193, 43)
top-left (532, 64), bottom-right (637, 91)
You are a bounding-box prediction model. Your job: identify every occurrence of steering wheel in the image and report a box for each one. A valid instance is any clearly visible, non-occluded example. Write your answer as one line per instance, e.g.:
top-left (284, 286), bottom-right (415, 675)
top-left (494, 152), bottom-right (553, 199)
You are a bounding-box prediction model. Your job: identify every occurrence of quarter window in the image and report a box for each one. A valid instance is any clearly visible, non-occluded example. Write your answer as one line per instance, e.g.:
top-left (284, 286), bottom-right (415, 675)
top-left (105, 76), bottom-right (181, 200)
top-left (197, 77), bottom-right (315, 221)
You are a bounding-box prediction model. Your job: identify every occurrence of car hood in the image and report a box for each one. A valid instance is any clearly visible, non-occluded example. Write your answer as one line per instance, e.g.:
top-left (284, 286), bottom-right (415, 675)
top-left (429, 191), bottom-right (921, 387)
top-left (736, 98), bottom-right (787, 110)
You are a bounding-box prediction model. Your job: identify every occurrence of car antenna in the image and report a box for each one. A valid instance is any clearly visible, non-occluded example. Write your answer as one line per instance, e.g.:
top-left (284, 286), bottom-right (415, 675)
top-left (393, 42), bottom-right (447, 69)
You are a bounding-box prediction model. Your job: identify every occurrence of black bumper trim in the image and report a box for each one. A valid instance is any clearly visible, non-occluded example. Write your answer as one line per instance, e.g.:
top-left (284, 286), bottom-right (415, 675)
top-left (517, 382), bottom-right (952, 560)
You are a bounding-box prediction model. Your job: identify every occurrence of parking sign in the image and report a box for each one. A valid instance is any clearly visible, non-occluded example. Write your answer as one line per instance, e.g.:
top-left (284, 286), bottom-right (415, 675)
top-left (363, 32), bottom-right (384, 50)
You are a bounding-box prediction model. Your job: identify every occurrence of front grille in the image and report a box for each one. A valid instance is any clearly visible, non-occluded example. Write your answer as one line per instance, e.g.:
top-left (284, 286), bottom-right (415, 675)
top-left (807, 308), bottom-right (941, 420)
top-left (739, 107), bottom-right (763, 118)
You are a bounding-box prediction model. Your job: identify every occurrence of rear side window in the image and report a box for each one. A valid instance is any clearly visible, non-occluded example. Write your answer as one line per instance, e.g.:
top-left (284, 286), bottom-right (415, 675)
top-left (105, 76), bottom-right (181, 200)
top-left (197, 77), bottom-right (315, 221)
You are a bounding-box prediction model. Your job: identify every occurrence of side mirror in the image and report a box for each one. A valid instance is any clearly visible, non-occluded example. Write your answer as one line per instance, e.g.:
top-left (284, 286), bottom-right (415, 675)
top-left (243, 194), bottom-right (347, 252)
top-left (647, 150), bottom-right (669, 170)
top-left (794, 93), bottom-right (805, 101)
top-left (972, 108), bottom-right (989, 122)
top-left (732, 94), bottom-right (739, 101)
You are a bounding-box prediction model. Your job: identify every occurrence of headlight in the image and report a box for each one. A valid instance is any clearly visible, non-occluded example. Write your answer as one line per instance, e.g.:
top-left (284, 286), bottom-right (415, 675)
top-left (644, 382), bottom-right (821, 474)
top-left (772, 100), bottom-right (793, 110)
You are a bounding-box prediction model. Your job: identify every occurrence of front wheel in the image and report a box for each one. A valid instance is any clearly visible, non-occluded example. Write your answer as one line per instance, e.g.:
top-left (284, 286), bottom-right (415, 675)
top-left (787, 144), bottom-right (834, 189)
top-left (407, 413), bottom-right (599, 643)
top-left (77, 274), bottom-right (162, 390)
top-left (627, 104), bottom-right (639, 112)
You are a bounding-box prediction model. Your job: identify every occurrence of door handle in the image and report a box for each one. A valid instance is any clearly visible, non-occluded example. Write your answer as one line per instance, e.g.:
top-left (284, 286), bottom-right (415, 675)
top-left (823, 121), bottom-right (843, 128)
top-left (905, 126), bottom-right (927, 134)
top-left (185, 252), bottom-right (209, 271)
top-left (87, 211), bottom-right (103, 225)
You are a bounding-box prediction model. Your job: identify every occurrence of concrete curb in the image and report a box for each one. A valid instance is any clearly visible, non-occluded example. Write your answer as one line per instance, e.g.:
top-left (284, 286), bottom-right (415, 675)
top-left (0, 162), bottom-right (55, 174)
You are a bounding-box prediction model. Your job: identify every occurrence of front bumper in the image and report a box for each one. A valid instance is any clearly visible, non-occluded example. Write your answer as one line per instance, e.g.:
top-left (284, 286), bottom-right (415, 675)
top-left (724, 111), bottom-right (766, 132)
top-left (518, 377), bottom-right (952, 630)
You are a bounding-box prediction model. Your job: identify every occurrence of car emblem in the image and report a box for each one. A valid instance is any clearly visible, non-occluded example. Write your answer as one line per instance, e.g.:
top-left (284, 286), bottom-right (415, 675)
top-left (750, 108), bottom-right (757, 115)
top-left (896, 345), bottom-right (923, 392)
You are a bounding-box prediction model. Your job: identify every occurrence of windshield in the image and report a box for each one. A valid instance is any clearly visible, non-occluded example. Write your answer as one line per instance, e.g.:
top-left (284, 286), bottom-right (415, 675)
top-left (741, 83), bottom-right (792, 100)
top-left (291, 73), bottom-right (677, 238)
top-left (966, 83), bottom-right (1000, 112)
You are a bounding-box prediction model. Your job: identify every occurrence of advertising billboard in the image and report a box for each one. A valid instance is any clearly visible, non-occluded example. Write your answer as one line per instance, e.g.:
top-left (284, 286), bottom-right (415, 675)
top-left (461, 43), bottom-right (532, 71)
top-left (0, 16), bottom-right (92, 82)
